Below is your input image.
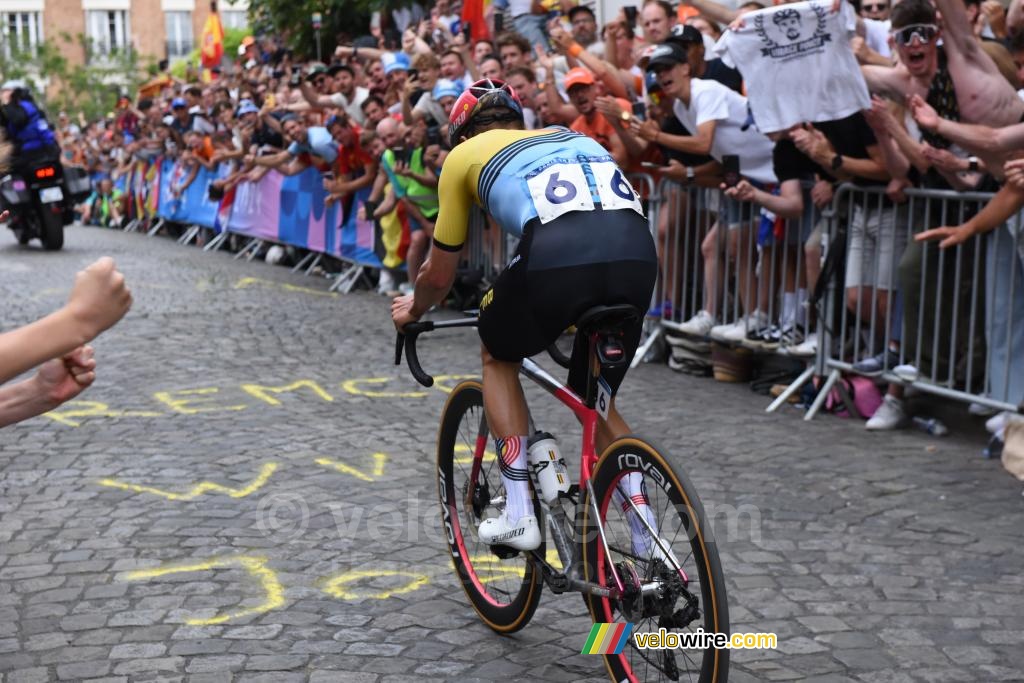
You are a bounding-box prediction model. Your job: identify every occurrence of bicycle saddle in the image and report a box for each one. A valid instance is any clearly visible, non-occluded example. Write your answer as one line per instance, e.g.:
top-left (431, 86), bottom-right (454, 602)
top-left (575, 304), bottom-right (642, 336)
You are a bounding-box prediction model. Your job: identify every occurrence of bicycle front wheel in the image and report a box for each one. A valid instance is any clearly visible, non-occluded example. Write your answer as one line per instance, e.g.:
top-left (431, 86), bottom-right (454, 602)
top-left (580, 436), bottom-right (729, 682)
top-left (436, 380), bottom-right (543, 633)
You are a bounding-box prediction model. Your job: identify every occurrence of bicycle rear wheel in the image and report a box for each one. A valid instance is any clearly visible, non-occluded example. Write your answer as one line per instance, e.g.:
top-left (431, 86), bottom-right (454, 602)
top-left (436, 380), bottom-right (543, 633)
top-left (580, 436), bottom-right (729, 682)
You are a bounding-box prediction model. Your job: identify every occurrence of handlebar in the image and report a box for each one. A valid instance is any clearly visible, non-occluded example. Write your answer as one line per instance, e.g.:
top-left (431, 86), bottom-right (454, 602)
top-left (395, 317), bottom-right (478, 387)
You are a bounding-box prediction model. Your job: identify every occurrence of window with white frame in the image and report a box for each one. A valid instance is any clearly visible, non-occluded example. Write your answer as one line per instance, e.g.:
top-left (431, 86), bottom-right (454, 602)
top-left (86, 9), bottom-right (130, 57)
top-left (1, 11), bottom-right (43, 58)
top-left (221, 9), bottom-right (247, 30)
top-left (165, 10), bottom-right (193, 59)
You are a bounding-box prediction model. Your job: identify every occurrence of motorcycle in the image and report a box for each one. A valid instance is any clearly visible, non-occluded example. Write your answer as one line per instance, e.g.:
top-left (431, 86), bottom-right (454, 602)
top-left (1, 159), bottom-right (90, 251)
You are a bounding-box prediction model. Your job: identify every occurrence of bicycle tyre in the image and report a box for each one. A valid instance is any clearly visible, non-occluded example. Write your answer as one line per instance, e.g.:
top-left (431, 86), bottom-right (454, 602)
top-left (436, 380), bottom-right (543, 633)
top-left (580, 436), bottom-right (729, 682)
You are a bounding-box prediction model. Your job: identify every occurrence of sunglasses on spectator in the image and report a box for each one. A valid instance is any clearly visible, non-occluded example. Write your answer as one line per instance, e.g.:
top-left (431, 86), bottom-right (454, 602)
top-left (892, 23), bottom-right (938, 45)
top-left (862, 2), bottom-right (888, 10)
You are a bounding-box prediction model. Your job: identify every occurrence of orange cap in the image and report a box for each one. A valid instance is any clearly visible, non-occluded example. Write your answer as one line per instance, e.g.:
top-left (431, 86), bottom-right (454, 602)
top-left (563, 67), bottom-right (596, 90)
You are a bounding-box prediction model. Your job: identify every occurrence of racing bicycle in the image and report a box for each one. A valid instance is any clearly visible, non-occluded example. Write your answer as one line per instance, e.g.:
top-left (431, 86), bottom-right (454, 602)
top-left (396, 304), bottom-right (729, 682)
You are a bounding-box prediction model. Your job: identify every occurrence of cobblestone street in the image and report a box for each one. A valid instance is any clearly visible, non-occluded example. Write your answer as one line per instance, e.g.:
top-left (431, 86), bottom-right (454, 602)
top-left (1, 226), bottom-right (1022, 682)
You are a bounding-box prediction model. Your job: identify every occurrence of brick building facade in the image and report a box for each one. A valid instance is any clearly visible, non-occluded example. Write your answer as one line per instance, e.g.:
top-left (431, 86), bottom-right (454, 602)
top-left (0, 0), bottom-right (248, 67)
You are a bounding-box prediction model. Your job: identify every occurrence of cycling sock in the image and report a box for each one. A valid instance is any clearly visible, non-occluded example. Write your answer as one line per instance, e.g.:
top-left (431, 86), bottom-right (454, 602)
top-left (496, 435), bottom-right (532, 523)
top-left (613, 473), bottom-right (661, 557)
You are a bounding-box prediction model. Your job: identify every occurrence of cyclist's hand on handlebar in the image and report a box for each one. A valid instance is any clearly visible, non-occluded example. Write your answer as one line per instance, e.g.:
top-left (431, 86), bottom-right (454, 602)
top-left (391, 293), bottom-right (419, 333)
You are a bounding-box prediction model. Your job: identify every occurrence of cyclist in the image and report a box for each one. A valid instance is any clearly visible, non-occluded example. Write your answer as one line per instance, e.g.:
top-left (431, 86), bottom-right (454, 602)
top-left (391, 79), bottom-right (658, 552)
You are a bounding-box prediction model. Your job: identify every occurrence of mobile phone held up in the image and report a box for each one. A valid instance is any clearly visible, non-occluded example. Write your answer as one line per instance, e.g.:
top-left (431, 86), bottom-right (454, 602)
top-left (722, 155), bottom-right (741, 188)
top-left (632, 101), bottom-right (646, 122)
top-left (391, 146), bottom-right (411, 165)
top-left (462, 21), bottom-right (472, 42)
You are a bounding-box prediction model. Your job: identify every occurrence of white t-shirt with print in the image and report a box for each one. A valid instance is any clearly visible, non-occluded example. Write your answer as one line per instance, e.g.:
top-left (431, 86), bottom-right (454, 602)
top-left (712, 0), bottom-right (871, 134)
top-left (672, 78), bottom-right (777, 184)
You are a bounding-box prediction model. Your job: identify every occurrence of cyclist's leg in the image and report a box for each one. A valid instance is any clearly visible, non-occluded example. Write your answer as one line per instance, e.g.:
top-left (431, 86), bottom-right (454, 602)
top-left (477, 245), bottom-right (552, 549)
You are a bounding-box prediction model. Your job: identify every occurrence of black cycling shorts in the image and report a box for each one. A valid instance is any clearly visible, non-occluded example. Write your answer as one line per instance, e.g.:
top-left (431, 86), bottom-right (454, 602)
top-left (478, 208), bottom-right (657, 398)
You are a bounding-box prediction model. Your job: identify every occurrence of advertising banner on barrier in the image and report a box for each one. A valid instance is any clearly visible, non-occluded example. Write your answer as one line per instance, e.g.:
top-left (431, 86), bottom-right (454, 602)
top-left (149, 157), bottom-right (387, 269)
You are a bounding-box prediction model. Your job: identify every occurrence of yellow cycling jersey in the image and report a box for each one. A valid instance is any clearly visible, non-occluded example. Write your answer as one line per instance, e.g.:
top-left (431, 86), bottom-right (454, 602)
top-left (432, 126), bottom-right (644, 252)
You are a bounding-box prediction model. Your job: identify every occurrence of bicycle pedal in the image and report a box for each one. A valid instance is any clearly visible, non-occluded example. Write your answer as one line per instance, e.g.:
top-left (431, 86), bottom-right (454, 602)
top-left (490, 544), bottom-right (520, 560)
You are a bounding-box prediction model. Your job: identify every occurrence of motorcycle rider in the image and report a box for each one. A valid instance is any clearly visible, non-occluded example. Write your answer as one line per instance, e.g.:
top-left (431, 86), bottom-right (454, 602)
top-left (0, 80), bottom-right (61, 175)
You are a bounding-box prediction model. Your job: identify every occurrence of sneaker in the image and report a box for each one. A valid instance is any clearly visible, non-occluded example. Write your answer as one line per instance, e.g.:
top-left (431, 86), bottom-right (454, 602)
top-left (678, 310), bottom-right (714, 337)
top-left (712, 311), bottom-right (768, 343)
top-left (748, 324), bottom-right (782, 350)
top-left (377, 270), bottom-right (396, 296)
top-left (986, 411), bottom-right (1011, 438)
top-left (478, 513), bottom-right (541, 551)
top-left (787, 331), bottom-right (818, 358)
top-left (778, 325), bottom-right (805, 350)
top-left (968, 402), bottom-right (998, 417)
top-left (893, 364), bottom-right (919, 382)
top-left (398, 281), bottom-right (414, 295)
top-left (852, 349), bottom-right (901, 377)
top-left (647, 299), bottom-right (673, 319)
top-left (865, 394), bottom-right (908, 431)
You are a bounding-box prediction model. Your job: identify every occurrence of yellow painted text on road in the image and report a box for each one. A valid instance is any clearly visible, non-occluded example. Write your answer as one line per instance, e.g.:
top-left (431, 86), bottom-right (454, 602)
top-left (42, 401), bottom-right (163, 427)
top-left (153, 388), bottom-right (248, 415)
top-left (232, 276), bottom-right (338, 298)
top-left (322, 569), bottom-right (430, 600)
top-left (124, 555), bottom-right (284, 625)
top-left (315, 453), bottom-right (387, 482)
top-left (98, 463), bottom-right (278, 501)
top-left (241, 380), bottom-right (334, 406)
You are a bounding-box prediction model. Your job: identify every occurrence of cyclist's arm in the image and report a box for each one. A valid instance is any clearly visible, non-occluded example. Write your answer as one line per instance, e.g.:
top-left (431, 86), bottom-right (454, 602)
top-left (410, 249), bottom-right (460, 317)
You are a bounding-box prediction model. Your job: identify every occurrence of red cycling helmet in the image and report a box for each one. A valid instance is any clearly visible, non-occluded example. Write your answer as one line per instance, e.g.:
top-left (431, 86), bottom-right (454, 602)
top-left (448, 78), bottom-right (524, 143)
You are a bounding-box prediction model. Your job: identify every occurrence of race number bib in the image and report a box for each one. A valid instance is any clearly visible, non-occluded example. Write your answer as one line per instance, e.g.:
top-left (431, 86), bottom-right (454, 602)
top-left (526, 164), bottom-right (594, 224)
top-left (590, 162), bottom-right (643, 215)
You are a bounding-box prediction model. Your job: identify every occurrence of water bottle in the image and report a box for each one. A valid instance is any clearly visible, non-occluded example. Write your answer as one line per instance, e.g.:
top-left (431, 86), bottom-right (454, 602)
top-left (912, 416), bottom-right (949, 436)
top-left (527, 432), bottom-right (570, 503)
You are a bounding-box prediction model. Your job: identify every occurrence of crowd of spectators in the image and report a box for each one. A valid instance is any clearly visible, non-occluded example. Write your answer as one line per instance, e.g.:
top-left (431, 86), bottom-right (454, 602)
top-left (51, 0), bottom-right (1024, 438)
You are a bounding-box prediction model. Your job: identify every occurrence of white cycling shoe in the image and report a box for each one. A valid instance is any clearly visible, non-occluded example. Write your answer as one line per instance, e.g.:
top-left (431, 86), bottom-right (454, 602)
top-left (478, 513), bottom-right (541, 551)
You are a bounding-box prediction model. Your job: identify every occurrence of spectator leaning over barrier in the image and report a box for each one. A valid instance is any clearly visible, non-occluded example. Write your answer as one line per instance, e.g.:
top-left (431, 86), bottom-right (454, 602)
top-left (365, 117), bottom-right (440, 291)
top-left (245, 113), bottom-right (338, 176)
top-left (565, 67), bottom-right (628, 167)
top-left (858, 0), bottom-right (1023, 429)
top-left (324, 113), bottom-right (379, 216)
top-left (636, 40), bottom-right (776, 343)
top-left (360, 95), bottom-right (389, 129)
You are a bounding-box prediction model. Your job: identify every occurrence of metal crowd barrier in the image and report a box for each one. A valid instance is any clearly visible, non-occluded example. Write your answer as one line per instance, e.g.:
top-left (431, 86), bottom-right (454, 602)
top-left (642, 177), bottom-right (1024, 420)
top-left (640, 177), bottom-right (826, 368)
top-left (804, 184), bottom-right (1024, 419)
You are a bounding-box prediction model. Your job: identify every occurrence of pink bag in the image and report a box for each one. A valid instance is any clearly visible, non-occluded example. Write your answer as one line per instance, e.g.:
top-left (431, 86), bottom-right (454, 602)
top-left (823, 375), bottom-right (884, 419)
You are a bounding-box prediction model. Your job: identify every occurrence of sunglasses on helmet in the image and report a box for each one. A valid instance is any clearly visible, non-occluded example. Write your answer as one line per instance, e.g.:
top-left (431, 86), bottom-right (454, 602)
top-left (892, 23), bottom-right (938, 46)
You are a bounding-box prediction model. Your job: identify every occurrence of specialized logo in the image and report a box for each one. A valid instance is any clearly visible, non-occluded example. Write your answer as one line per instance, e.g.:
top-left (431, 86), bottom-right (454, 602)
top-left (492, 526), bottom-right (525, 542)
top-left (754, 3), bottom-right (830, 61)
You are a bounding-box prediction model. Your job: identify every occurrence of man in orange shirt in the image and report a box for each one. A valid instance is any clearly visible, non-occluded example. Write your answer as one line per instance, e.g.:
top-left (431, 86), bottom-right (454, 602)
top-left (564, 68), bottom-right (628, 166)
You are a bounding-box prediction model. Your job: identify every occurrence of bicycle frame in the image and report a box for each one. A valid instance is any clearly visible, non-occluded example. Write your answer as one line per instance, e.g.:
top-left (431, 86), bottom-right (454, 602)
top-left (399, 317), bottom-right (677, 598)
